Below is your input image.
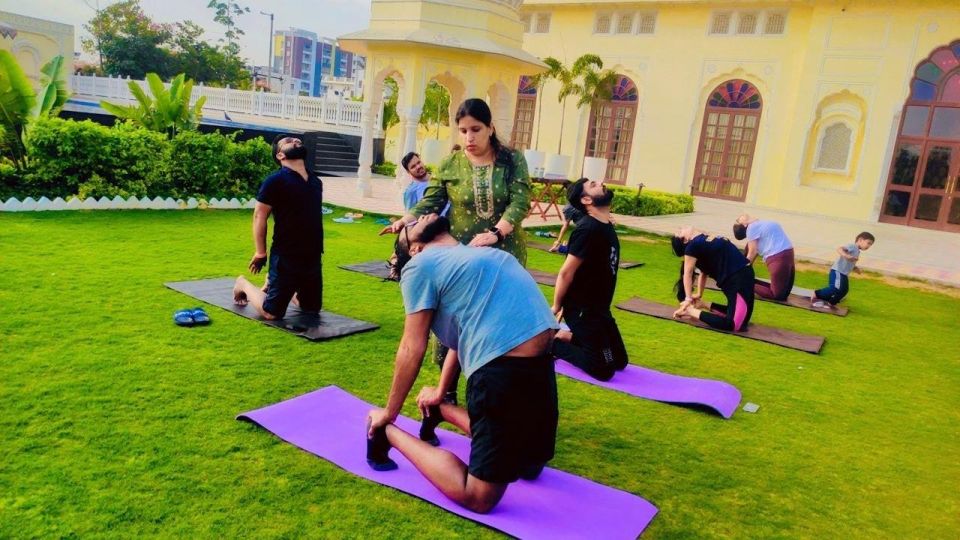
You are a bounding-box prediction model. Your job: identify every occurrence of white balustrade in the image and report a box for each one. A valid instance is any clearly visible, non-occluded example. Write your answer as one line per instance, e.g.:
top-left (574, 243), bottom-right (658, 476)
top-left (70, 74), bottom-right (363, 135)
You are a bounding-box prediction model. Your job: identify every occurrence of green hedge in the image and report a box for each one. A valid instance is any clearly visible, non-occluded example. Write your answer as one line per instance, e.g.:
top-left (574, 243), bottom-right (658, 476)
top-left (530, 182), bottom-right (693, 217)
top-left (4, 118), bottom-right (275, 200)
top-left (372, 161), bottom-right (397, 177)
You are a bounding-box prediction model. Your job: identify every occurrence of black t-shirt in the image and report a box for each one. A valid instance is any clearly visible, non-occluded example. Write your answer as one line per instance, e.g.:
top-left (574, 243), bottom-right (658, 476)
top-left (684, 234), bottom-right (748, 286)
top-left (256, 167), bottom-right (324, 257)
top-left (564, 216), bottom-right (620, 310)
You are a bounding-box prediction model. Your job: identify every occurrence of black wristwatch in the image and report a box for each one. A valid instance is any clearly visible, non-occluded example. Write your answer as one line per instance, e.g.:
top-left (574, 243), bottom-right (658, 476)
top-left (489, 226), bottom-right (504, 243)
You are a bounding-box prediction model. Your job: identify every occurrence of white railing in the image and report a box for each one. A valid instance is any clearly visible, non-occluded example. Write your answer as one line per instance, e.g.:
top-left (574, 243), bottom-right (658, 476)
top-left (70, 74), bottom-right (378, 136)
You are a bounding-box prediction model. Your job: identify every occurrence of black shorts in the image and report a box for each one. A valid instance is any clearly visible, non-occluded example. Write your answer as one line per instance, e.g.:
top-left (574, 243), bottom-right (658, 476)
top-left (263, 252), bottom-right (322, 318)
top-left (466, 354), bottom-right (558, 484)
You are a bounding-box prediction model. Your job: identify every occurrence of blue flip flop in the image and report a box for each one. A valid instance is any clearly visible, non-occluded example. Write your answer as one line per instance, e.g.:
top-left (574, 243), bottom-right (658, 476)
top-left (174, 309), bottom-right (195, 327)
top-left (190, 307), bottom-right (211, 326)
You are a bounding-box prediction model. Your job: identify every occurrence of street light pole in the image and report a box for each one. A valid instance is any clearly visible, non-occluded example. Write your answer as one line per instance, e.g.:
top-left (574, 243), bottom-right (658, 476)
top-left (260, 11), bottom-right (274, 92)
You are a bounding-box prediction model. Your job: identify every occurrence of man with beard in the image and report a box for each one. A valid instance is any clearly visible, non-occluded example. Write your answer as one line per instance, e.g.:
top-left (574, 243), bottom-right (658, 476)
top-left (233, 135), bottom-right (324, 320)
top-left (367, 213), bottom-right (559, 514)
top-left (550, 178), bottom-right (629, 381)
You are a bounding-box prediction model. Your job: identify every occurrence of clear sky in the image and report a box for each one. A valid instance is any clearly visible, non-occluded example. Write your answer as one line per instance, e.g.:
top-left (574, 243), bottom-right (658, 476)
top-left (4, 0), bottom-right (372, 65)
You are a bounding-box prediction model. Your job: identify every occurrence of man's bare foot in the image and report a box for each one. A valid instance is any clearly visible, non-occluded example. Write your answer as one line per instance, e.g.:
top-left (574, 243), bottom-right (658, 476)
top-left (673, 304), bottom-right (689, 319)
top-left (233, 277), bottom-right (249, 305)
top-left (555, 329), bottom-right (573, 342)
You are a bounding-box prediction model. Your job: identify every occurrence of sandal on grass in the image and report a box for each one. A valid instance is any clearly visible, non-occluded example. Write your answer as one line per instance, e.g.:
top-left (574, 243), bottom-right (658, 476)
top-left (190, 307), bottom-right (211, 326)
top-left (174, 309), bottom-right (195, 327)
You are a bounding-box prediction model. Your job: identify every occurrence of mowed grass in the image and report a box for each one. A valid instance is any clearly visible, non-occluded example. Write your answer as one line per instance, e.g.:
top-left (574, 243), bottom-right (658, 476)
top-left (0, 209), bottom-right (957, 539)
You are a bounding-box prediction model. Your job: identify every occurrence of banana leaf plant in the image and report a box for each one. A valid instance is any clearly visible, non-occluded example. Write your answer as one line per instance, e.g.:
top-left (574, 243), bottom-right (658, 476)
top-left (0, 51), bottom-right (70, 169)
top-left (101, 73), bottom-right (206, 139)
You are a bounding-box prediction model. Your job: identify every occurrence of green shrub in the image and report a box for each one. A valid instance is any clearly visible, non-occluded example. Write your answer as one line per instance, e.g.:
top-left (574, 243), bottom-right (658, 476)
top-left (16, 118), bottom-right (274, 200)
top-left (0, 161), bottom-right (25, 200)
top-left (372, 161), bottom-right (396, 176)
top-left (579, 184), bottom-right (693, 217)
top-left (26, 118), bottom-right (167, 198)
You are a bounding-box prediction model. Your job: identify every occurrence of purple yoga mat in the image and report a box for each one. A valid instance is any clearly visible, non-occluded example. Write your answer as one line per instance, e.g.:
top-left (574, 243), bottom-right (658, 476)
top-left (555, 360), bottom-right (742, 419)
top-left (238, 386), bottom-right (658, 539)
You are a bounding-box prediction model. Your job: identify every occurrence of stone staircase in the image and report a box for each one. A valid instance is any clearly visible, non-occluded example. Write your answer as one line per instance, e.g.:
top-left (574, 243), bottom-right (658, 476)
top-left (308, 132), bottom-right (360, 177)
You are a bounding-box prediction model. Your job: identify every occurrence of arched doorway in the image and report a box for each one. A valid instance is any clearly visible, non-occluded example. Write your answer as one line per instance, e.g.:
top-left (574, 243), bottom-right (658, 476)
top-left (692, 79), bottom-right (763, 201)
top-left (510, 75), bottom-right (537, 150)
top-left (584, 75), bottom-right (638, 184)
top-left (880, 40), bottom-right (960, 232)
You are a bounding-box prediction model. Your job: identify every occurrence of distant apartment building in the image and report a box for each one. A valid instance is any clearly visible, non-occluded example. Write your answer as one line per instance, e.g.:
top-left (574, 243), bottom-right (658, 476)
top-left (272, 28), bottom-right (364, 97)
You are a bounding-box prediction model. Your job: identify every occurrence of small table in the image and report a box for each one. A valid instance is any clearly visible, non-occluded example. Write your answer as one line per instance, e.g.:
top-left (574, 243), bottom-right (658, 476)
top-left (528, 176), bottom-right (570, 221)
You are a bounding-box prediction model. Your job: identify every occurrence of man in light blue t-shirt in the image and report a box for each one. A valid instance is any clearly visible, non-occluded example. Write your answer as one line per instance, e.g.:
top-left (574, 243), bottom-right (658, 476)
top-left (366, 213), bottom-right (559, 514)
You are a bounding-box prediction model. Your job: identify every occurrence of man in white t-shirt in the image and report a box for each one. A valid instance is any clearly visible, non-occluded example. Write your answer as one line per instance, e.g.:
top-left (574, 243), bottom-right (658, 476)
top-left (733, 214), bottom-right (796, 301)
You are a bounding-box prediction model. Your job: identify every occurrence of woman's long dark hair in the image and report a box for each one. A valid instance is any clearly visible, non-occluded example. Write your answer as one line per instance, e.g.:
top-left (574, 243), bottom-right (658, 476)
top-left (455, 98), bottom-right (515, 174)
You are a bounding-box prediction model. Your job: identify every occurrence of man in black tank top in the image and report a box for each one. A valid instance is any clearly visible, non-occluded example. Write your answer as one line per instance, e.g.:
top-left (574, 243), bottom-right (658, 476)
top-left (550, 178), bottom-right (628, 381)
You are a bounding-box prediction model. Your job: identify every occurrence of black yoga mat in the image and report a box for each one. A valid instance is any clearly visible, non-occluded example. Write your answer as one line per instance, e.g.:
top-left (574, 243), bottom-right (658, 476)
top-left (616, 297), bottom-right (825, 354)
top-left (165, 278), bottom-right (378, 341)
top-left (339, 261), bottom-right (393, 280)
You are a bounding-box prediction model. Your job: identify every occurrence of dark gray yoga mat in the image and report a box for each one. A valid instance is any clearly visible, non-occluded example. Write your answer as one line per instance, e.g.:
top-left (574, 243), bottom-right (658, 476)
top-left (340, 260), bottom-right (393, 280)
top-left (528, 241), bottom-right (644, 269)
top-left (616, 297), bottom-right (825, 354)
top-left (704, 277), bottom-right (847, 316)
top-left (165, 277), bottom-right (378, 341)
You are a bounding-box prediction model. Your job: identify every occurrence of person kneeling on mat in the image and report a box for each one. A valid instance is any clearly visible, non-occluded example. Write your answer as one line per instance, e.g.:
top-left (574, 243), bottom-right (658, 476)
top-left (367, 213), bottom-right (559, 514)
top-left (732, 214), bottom-right (796, 301)
top-left (551, 178), bottom-right (628, 382)
top-left (233, 135), bottom-right (324, 320)
top-left (672, 227), bottom-right (755, 332)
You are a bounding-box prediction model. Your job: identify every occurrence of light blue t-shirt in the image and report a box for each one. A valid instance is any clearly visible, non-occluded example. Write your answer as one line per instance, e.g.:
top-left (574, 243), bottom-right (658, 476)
top-left (403, 178), bottom-right (449, 216)
top-left (400, 244), bottom-right (558, 380)
top-left (832, 243), bottom-right (860, 275)
top-left (747, 220), bottom-right (793, 259)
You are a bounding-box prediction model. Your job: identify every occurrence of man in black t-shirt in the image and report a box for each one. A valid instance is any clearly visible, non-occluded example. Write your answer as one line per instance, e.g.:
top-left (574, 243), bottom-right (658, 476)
top-left (551, 178), bottom-right (628, 381)
top-left (233, 135), bottom-right (324, 320)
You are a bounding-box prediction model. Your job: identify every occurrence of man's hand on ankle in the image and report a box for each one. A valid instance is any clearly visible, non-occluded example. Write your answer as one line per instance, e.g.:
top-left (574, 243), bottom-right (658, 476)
top-left (367, 408), bottom-right (394, 437)
top-left (416, 386), bottom-right (443, 417)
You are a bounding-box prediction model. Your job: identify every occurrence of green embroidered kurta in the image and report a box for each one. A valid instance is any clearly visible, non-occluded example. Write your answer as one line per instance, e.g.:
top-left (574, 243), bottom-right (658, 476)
top-left (411, 149), bottom-right (531, 266)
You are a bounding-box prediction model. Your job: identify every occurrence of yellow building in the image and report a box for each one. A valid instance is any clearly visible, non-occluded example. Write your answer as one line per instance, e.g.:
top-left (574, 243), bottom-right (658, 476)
top-left (0, 11), bottom-right (73, 86)
top-left (511, 0), bottom-right (960, 232)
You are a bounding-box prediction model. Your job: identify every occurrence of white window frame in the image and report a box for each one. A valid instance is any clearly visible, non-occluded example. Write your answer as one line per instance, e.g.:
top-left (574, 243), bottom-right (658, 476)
top-left (521, 14), bottom-right (532, 34)
top-left (813, 120), bottom-right (856, 174)
top-left (593, 12), bottom-right (613, 35)
top-left (615, 12), bottom-right (636, 35)
top-left (636, 12), bottom-right (657, 35)
top-left (763, 11), bottom-right (788, 35)
top-left (709, 9), bottom-right (788, 37)
top-left (737, 11), bottom-right (760, 35)
top-left (534, 12), bottom-right (552, 34)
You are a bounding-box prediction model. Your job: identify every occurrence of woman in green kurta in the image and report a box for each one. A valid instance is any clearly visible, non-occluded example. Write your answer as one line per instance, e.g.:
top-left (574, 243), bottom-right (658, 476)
top-left (384, 98), bottom-right (532, 266)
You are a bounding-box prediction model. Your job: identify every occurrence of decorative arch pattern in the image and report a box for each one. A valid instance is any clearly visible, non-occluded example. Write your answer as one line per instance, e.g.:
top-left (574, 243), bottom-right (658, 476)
top-left (881, 40), bottom-right (960, 231)
top-left (692, 78), bottom-right (764, 201)
top-left (584, 74), bottom-right (639, 183)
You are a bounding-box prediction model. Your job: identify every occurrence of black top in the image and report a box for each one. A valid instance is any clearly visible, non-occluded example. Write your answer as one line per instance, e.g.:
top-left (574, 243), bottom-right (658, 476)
top-left (256, 167), bottom-right (324, 257)
top-left (565, 216), bottom-right (620, 310)
top-left (684, 234), bottom-right (748, 286)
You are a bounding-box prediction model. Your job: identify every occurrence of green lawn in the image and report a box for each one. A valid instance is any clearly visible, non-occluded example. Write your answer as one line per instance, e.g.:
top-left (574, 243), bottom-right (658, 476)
top-left (1, 210), bottom-right (957, 539)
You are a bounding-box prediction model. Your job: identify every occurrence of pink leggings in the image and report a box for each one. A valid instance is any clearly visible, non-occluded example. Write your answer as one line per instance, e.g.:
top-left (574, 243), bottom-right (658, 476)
top-left (754, 248), bottom-right (795, 301)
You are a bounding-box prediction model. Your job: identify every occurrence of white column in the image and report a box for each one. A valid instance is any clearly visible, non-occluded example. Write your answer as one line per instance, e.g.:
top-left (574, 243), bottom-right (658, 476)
top-left (569, 106), bottom-right (591, 178)
top-left (400, 105), bottom-right (422, 157)
top-left (356, 98), bottom-right (378, 198)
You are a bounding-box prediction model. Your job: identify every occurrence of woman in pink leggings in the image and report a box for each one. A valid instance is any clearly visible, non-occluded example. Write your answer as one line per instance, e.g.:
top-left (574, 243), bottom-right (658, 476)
top-left (672, 227), bottom-right (755, 332)
top-left (733, 214), bottom-right (795, 301)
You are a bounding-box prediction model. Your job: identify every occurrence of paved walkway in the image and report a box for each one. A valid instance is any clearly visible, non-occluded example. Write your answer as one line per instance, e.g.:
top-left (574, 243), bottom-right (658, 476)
top-left (322, 176), bottom-right (960, 287)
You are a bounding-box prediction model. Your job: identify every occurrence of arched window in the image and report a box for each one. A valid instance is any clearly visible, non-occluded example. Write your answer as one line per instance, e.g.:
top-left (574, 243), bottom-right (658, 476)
top-left (510, 75), bottom-right (537, 150)
top-left (692, 79), bottom-right (763, 201)
top-left (584, 75), bottom-right (638, 184)
top-left (816, 122), bottom-right (854, 172)
top-left (881, 40), bottom-right (960, 232)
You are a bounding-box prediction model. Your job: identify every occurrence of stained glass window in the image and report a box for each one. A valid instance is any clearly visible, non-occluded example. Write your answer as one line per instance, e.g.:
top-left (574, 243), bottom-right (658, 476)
top-left (908, 41), bottom-right (960, 102)
top-left (707, 79), bottom-right (762, 109)
top-left (611, 75), bottom-right (638, 102)
top-left (517, 75), bottom-right (537, 96)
